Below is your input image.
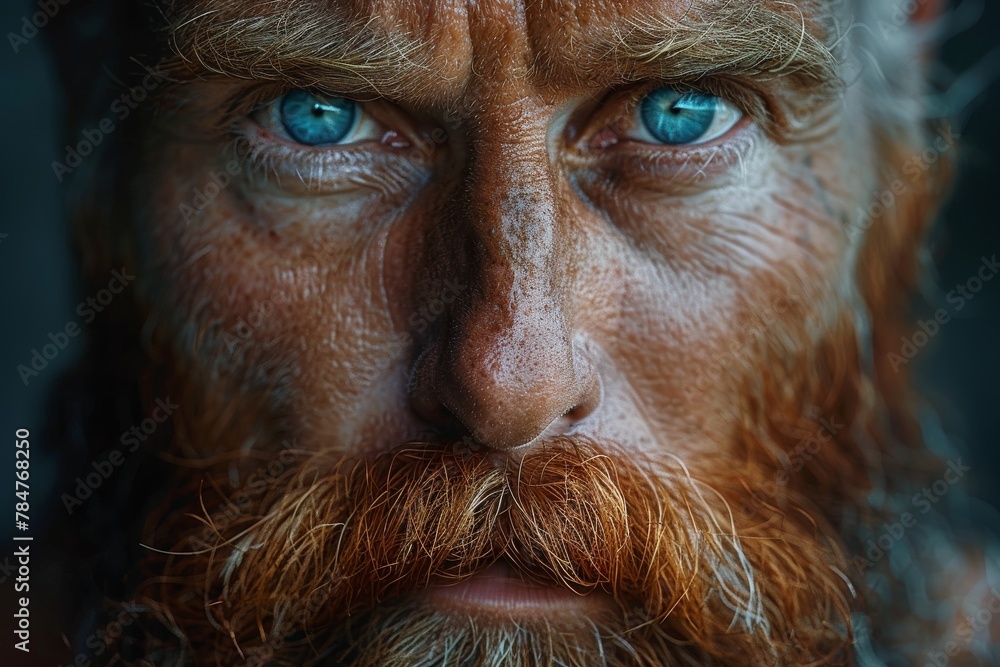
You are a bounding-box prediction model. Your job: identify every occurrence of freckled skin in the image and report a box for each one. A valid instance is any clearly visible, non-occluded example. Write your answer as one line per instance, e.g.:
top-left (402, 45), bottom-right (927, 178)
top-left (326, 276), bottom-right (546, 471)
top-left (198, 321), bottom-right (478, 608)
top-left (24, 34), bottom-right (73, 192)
top-left (42, 0), bottom-right (1000, 660)
top-left (138, 0), bottom-right (866, 464)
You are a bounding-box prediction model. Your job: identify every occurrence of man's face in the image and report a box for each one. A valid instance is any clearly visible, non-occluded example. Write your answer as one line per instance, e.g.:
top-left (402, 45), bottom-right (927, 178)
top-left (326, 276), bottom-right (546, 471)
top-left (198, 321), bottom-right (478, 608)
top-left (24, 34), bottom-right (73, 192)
top-left (129, 0), bottom-right (914, 663)
top-left (148, 0), bottom-right (864, 457)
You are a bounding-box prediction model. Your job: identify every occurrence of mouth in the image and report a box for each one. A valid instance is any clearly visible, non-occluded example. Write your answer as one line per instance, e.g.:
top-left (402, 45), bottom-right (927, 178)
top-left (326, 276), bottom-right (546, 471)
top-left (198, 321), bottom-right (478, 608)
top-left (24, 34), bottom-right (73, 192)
top-left (424, 560), bottom-right (610, 615)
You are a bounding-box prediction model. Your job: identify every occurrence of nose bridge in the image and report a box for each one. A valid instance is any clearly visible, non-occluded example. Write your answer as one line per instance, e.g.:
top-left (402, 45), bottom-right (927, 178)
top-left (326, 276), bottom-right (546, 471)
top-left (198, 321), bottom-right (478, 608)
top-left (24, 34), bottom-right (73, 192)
top-left (414, 97), bottom-right (593, 450)
top-left (454, 106), bottom-right (572, 380)
top-left (464, 109), bottom-right (559, 309)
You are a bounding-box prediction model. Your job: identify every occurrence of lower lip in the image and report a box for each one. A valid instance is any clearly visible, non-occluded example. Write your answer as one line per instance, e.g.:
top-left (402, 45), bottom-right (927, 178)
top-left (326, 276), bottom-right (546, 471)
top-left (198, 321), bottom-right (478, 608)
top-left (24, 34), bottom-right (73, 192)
top-left (425, 562), bottom-right (593, 612)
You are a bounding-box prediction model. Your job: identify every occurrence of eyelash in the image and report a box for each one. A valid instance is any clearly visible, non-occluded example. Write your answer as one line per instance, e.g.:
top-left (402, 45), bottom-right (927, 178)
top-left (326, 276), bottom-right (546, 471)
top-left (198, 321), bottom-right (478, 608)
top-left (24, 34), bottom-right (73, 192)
top-left (593, 79), bottom-right (759, 137)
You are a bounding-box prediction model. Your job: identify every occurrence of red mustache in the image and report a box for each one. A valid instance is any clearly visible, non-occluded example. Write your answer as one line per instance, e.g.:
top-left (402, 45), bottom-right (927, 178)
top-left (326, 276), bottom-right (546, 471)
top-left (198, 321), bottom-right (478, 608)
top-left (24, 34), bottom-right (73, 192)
top-left (135, 436), bottom-right (854, 664)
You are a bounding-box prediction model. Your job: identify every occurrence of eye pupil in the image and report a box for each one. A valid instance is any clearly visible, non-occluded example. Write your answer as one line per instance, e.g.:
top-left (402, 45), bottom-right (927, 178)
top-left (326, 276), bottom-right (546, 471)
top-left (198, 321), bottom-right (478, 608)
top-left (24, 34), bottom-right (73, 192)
top-left (280, 90), bottom-right (357, 146)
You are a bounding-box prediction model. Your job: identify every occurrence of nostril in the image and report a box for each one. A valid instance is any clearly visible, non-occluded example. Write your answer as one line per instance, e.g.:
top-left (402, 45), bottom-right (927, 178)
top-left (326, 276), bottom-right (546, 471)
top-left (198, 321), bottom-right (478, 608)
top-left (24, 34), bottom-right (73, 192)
top-left (561, 401), bottom-right (592, 427)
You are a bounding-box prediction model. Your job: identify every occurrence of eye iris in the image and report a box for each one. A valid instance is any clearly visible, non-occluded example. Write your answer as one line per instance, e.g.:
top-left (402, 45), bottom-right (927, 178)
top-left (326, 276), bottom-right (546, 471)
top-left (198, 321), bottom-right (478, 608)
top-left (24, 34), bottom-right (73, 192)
top-left (640, 89), bottom-right (717, 145)
top-left (280, 90), bottom-right (356, 146)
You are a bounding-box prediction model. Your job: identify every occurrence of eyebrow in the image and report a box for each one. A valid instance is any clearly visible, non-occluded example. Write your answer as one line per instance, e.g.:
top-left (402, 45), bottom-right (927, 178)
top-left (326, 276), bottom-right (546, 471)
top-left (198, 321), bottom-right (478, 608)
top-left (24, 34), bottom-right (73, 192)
top-left (162, 4), bottom-right (437, 99)
top-left (535, 2), bottom-right (841, 94)
top-left (161, 1), bottom-right (842, 104)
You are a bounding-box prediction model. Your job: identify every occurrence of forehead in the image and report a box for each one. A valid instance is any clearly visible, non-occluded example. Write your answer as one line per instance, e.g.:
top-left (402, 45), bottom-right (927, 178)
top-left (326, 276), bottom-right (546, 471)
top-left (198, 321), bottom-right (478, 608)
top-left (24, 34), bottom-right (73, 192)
top-left (165, 0), bottom-right (837, 106)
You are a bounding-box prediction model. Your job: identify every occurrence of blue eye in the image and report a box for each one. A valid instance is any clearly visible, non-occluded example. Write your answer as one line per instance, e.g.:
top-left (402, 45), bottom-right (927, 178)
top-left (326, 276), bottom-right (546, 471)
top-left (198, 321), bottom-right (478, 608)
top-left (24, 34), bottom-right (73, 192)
top-left (279, 90), bottom-right (357, 146)
top-left (638, 88), bottom-right (739, 146)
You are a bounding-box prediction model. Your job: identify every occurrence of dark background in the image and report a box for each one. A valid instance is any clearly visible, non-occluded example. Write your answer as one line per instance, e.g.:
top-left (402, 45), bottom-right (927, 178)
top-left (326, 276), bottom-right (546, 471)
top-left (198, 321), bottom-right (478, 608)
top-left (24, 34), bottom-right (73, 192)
top-left (0, 0), bottom-right (997, 663)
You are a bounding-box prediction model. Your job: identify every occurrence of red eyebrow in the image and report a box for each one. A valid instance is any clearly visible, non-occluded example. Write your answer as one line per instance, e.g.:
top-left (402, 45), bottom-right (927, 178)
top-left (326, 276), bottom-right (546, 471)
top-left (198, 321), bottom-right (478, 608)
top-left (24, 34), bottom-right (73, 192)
top-left (532, 2), bottom-right (840, 94)
top-left (161, 1), bottom-right (841, 103)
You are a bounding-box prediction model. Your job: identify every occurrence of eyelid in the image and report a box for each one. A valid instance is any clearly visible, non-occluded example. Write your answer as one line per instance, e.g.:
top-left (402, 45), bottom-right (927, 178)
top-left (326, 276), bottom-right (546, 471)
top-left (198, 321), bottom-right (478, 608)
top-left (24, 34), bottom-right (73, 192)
top-left (219, 82), bottom-right (291, 121)
top-left (251, 90), bottom-right (383, 147)
top-left (230, 116), bottom-right (428, 197)
top-left (579, 79), bottom-right (763, 150)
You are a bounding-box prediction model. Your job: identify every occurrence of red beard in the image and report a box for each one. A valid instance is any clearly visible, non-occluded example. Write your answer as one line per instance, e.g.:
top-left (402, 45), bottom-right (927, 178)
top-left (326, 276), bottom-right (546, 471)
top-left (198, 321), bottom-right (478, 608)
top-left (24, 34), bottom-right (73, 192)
top-left (129, 434), bottom-right (857, 666)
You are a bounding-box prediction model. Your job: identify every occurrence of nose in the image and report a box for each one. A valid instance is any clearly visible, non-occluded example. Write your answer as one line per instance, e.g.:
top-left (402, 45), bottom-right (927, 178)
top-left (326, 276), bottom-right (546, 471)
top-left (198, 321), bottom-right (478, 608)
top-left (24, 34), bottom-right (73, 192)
top-left (408, 106), bottom-right (599, 450)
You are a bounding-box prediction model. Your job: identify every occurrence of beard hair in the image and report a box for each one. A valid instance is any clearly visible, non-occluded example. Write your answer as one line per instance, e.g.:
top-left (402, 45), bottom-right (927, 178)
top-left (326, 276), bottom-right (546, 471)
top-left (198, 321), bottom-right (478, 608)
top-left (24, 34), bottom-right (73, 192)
top-left (115, 286), bottom-right (884, 667)
top-left (126, 436), bottom-right (857, 667)
top-left (71, 262), bottom-right (996, 667)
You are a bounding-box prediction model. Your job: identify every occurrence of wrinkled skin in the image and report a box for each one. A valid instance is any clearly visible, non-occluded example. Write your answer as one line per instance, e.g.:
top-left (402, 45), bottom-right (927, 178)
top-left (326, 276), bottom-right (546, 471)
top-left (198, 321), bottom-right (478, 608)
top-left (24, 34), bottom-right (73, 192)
top-left (149, 0), bottom-right (860, 465)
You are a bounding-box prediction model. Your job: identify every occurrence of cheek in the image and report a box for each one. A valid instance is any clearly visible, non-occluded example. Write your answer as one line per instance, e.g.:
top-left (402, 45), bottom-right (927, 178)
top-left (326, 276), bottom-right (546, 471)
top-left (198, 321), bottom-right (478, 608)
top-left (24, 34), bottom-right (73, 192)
top-left (137, 145), bottom-right (408, 424)
top-left (602, 148), bottom-right (853, 443)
